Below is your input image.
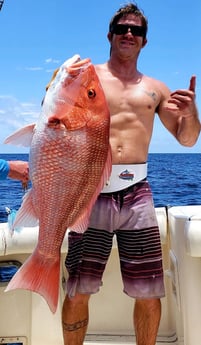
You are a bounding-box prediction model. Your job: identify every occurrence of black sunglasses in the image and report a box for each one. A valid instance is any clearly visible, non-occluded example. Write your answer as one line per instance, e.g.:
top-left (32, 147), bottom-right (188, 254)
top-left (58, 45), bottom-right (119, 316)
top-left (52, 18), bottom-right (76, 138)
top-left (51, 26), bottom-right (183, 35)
top-left (111, 24), bottom-right (146, 37)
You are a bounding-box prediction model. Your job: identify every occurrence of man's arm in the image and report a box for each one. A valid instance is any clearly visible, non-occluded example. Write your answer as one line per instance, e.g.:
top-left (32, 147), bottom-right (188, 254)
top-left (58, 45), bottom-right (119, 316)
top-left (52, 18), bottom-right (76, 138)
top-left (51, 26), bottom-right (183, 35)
top-left (158, 76), bottom-right (200, 147)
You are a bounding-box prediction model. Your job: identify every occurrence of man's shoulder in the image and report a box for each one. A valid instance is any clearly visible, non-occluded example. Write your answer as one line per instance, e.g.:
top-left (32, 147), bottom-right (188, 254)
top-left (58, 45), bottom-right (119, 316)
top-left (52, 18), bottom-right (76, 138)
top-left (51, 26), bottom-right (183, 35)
top-left (95, 62), bottom-right (107, 70)
top-left (142, 74), bottom-right (170, 93)
top-left (94, 63), bottom-right (109, 80)
top-left (142, 74), bottom-right (163, 84)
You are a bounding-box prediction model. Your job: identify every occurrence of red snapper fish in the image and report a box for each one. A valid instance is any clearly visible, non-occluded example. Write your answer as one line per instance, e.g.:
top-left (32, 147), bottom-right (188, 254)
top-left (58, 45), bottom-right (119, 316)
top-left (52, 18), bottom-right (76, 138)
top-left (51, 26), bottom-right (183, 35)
top-left (4, 55), bottom-right (112, 313)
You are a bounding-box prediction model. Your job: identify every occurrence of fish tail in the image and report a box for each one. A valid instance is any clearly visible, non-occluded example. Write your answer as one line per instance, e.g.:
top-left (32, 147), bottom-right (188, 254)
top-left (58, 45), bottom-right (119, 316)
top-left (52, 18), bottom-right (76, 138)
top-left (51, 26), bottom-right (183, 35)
top-left (5, 248), bottom-right (60, 313)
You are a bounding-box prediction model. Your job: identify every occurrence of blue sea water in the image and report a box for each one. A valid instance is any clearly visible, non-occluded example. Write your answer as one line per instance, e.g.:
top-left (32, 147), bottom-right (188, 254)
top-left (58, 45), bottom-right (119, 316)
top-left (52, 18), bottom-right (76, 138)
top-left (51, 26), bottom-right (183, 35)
top-left (0, 153), bottom-right (201, 222)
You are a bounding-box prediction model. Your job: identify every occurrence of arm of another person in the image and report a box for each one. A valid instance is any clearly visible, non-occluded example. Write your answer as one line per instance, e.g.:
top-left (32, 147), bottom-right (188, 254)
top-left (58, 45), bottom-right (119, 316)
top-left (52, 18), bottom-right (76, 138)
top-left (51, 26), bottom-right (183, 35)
top-left (0, 159), bottom-right (10, 180)
top-left (8, 160), bottom-right (29, 182)
top-left (0, 159), bottom-right (29, 182)
top-left (157, 76), bottom-right (200, 147)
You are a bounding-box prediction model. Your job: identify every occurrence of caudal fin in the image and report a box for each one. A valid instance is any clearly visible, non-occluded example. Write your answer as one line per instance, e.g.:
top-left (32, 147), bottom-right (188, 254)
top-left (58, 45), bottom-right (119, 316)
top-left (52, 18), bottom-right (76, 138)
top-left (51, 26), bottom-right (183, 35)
top-left (5, 248), bottom-right (60, 313)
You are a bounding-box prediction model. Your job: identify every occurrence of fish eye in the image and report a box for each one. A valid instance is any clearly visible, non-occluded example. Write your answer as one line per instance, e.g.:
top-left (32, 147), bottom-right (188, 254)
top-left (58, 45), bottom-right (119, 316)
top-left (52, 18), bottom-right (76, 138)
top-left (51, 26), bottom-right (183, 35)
top-left (88, 89), bottom-right (96, 98)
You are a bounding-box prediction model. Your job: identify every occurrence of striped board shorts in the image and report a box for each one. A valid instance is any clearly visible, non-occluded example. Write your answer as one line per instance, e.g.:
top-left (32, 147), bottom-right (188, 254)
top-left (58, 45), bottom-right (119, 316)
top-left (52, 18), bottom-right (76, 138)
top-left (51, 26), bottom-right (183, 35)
top-left (65, 180), bottom-right (165, 299)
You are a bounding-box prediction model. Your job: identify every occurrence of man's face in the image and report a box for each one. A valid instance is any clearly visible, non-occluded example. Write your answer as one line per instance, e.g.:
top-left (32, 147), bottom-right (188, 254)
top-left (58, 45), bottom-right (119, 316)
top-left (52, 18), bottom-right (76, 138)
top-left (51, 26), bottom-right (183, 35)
top-left (108, 14), bottom-right (147, 58)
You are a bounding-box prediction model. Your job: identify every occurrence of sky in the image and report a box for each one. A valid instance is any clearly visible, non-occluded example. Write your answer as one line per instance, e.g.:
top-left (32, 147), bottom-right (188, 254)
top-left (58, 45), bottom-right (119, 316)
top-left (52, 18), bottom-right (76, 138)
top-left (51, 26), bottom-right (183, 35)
top-left (0, 0), bottom-right (200, 153)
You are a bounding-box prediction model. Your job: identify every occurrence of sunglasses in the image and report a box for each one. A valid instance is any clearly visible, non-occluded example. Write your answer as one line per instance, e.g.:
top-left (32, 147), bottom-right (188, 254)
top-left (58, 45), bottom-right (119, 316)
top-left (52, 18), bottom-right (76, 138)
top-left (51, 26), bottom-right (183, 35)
top-left (111, 24), bottom-right (146, 37)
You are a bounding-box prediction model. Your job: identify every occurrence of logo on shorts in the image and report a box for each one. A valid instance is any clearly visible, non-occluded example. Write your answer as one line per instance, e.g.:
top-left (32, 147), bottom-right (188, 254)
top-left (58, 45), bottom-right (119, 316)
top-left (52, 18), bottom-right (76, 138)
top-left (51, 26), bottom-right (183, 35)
top-left (119, 169), bottom-right (134, 181)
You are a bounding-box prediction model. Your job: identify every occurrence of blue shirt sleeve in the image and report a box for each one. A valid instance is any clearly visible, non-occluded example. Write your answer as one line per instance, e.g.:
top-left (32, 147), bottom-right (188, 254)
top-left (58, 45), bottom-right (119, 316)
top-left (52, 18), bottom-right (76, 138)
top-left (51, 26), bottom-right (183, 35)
top-left (0, 159), bottom-right (10, 180)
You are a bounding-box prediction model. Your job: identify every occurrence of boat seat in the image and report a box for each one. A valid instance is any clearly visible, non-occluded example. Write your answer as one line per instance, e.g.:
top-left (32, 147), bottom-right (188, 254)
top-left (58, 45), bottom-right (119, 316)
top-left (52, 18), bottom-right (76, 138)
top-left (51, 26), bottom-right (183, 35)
top-left (0, 207), bottom-right (168, 256)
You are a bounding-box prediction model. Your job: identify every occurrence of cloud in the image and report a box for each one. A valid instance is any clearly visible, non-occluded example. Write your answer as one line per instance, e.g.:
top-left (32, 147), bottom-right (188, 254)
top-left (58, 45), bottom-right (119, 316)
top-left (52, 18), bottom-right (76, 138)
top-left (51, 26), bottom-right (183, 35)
top-left (45, 58), bottom-right (60, 64)
top-left (0, 95), bottom-right (40, 144)
top-left (25, 66), bottom-right (43, 71)
top-left (43, 69), bottom-right (55, 74)
top-left (18, 58), bottom-right (61, 73)
top-left (23, 58), bottom-right (61, 74)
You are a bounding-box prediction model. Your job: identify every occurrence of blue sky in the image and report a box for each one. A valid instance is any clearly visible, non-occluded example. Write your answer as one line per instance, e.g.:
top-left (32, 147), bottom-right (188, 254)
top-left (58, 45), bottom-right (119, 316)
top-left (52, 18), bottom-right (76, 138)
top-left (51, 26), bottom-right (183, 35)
top-left (0, 0), bottom-right (200, 153)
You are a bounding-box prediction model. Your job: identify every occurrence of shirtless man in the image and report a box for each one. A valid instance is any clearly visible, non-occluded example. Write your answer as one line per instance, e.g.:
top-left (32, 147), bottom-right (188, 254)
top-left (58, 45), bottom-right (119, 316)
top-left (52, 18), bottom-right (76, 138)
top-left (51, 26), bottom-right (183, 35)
top-left (62, 3), bottom-right (200, 345)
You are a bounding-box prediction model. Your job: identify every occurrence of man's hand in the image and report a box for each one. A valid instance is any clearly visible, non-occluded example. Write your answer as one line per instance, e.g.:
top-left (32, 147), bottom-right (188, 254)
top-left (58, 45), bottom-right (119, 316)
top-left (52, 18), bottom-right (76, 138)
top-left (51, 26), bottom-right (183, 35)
top-left (165, 76), bottom-right (197, 118)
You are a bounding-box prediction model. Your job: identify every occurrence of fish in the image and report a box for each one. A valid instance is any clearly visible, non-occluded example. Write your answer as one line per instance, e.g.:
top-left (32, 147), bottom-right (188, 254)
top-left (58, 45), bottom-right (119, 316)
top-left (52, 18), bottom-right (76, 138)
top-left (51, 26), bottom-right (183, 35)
top-left (4, 54), bottom-right (112, 313)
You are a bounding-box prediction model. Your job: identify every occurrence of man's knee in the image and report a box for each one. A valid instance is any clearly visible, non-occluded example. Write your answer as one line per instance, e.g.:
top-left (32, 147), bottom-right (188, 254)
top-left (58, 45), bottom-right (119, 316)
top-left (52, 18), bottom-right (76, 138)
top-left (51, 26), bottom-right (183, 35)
top-left (135, 298), bottom-right (161, 311)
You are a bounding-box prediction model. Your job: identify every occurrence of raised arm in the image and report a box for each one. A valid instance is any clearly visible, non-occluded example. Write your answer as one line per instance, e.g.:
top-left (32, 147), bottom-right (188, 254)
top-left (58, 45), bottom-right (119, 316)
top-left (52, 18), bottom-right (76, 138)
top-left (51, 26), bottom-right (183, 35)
top-left (158, 76), bottom-right (200, 147)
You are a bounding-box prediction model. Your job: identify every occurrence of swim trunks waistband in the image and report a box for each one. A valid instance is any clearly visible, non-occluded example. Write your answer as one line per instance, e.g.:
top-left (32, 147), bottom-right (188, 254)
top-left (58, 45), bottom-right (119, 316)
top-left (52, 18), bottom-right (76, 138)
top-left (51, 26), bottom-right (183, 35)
top-left (101, 163), bottom-right (147, 193)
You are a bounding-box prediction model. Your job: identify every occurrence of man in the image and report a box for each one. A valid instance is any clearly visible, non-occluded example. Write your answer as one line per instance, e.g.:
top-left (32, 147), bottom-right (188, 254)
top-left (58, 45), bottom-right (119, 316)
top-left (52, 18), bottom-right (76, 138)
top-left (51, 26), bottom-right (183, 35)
top-left (61, 3), bottom-right (200, 345)
top-left (0, 159), bottom-right (29, 182)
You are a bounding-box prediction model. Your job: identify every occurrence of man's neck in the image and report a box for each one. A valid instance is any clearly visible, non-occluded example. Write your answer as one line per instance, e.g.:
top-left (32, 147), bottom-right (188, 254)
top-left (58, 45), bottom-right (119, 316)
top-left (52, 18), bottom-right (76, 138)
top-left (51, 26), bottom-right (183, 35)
top-left (107, 57), bottom-right (140, 81)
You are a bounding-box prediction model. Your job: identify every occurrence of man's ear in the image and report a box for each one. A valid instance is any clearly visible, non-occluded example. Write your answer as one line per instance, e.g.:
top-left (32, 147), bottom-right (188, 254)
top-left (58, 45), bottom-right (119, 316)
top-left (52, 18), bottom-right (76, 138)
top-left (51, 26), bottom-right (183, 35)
top-left (142, 38), bottom-right (147, 48)
top-left (107, 32), bottom-right (112, 43)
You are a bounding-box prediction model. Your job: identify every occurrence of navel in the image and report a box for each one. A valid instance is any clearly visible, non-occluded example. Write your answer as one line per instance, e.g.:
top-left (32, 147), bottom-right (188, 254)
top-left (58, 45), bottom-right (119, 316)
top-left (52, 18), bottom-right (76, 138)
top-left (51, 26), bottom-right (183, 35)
top-left (117, 145), bottom-right (123, 163)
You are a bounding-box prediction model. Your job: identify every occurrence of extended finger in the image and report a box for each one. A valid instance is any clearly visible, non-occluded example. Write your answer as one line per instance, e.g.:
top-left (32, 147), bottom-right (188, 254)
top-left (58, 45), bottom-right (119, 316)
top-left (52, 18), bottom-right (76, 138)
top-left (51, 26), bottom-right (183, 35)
top-left (189, 75), bottom-right (196, 92)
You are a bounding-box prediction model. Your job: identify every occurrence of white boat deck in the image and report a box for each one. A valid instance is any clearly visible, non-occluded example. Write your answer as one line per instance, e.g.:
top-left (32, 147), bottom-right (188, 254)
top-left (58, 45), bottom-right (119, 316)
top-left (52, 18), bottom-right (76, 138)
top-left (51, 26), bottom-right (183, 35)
top-left (0, 336), bottom-right (179, 345)
top-left (0, 206), bottom-right (201, 345)
top-left (84, 334), bottom-right (178, 344)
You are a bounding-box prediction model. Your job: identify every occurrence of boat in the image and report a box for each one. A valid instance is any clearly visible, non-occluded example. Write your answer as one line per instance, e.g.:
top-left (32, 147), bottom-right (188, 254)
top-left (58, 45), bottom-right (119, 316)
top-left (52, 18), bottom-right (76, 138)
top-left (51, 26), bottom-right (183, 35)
top-left (0, 205), bottom-right (201, 345)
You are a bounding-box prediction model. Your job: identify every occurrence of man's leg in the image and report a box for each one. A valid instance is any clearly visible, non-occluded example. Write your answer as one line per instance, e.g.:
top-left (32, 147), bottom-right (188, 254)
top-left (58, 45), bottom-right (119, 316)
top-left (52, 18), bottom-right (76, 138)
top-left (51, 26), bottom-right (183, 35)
top-left (62, 293), bottom-right (90, 345)
top-left (134, 298), bottom-right (161, 345)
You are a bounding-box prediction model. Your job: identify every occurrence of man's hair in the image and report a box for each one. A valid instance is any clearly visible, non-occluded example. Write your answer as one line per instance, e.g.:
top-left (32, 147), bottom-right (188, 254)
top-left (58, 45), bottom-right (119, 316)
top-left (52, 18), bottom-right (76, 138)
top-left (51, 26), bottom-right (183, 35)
top-left (109, 2), bottom-right (148, 40)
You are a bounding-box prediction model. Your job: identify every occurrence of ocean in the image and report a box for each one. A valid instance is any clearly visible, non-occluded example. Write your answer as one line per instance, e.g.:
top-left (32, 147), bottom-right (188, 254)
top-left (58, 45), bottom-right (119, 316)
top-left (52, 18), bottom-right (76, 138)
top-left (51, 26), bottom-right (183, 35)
top-left (0, 153), bottom-right (201, 223)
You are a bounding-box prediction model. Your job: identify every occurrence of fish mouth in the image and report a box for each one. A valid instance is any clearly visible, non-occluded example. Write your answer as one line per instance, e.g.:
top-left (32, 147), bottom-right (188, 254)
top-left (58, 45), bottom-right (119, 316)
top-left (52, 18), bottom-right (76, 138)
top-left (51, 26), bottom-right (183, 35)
top-left (67, 58), bottom-right (91, 76)
top-left (62, 57), bottom-right (92, 107)
top-left (48, 57), bottom-right (93, 130)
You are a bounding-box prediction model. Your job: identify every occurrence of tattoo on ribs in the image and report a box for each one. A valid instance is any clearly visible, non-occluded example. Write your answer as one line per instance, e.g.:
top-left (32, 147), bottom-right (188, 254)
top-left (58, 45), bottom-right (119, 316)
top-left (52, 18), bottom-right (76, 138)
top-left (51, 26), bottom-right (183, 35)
top-left (63, 319), bottom-right (88, 332)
